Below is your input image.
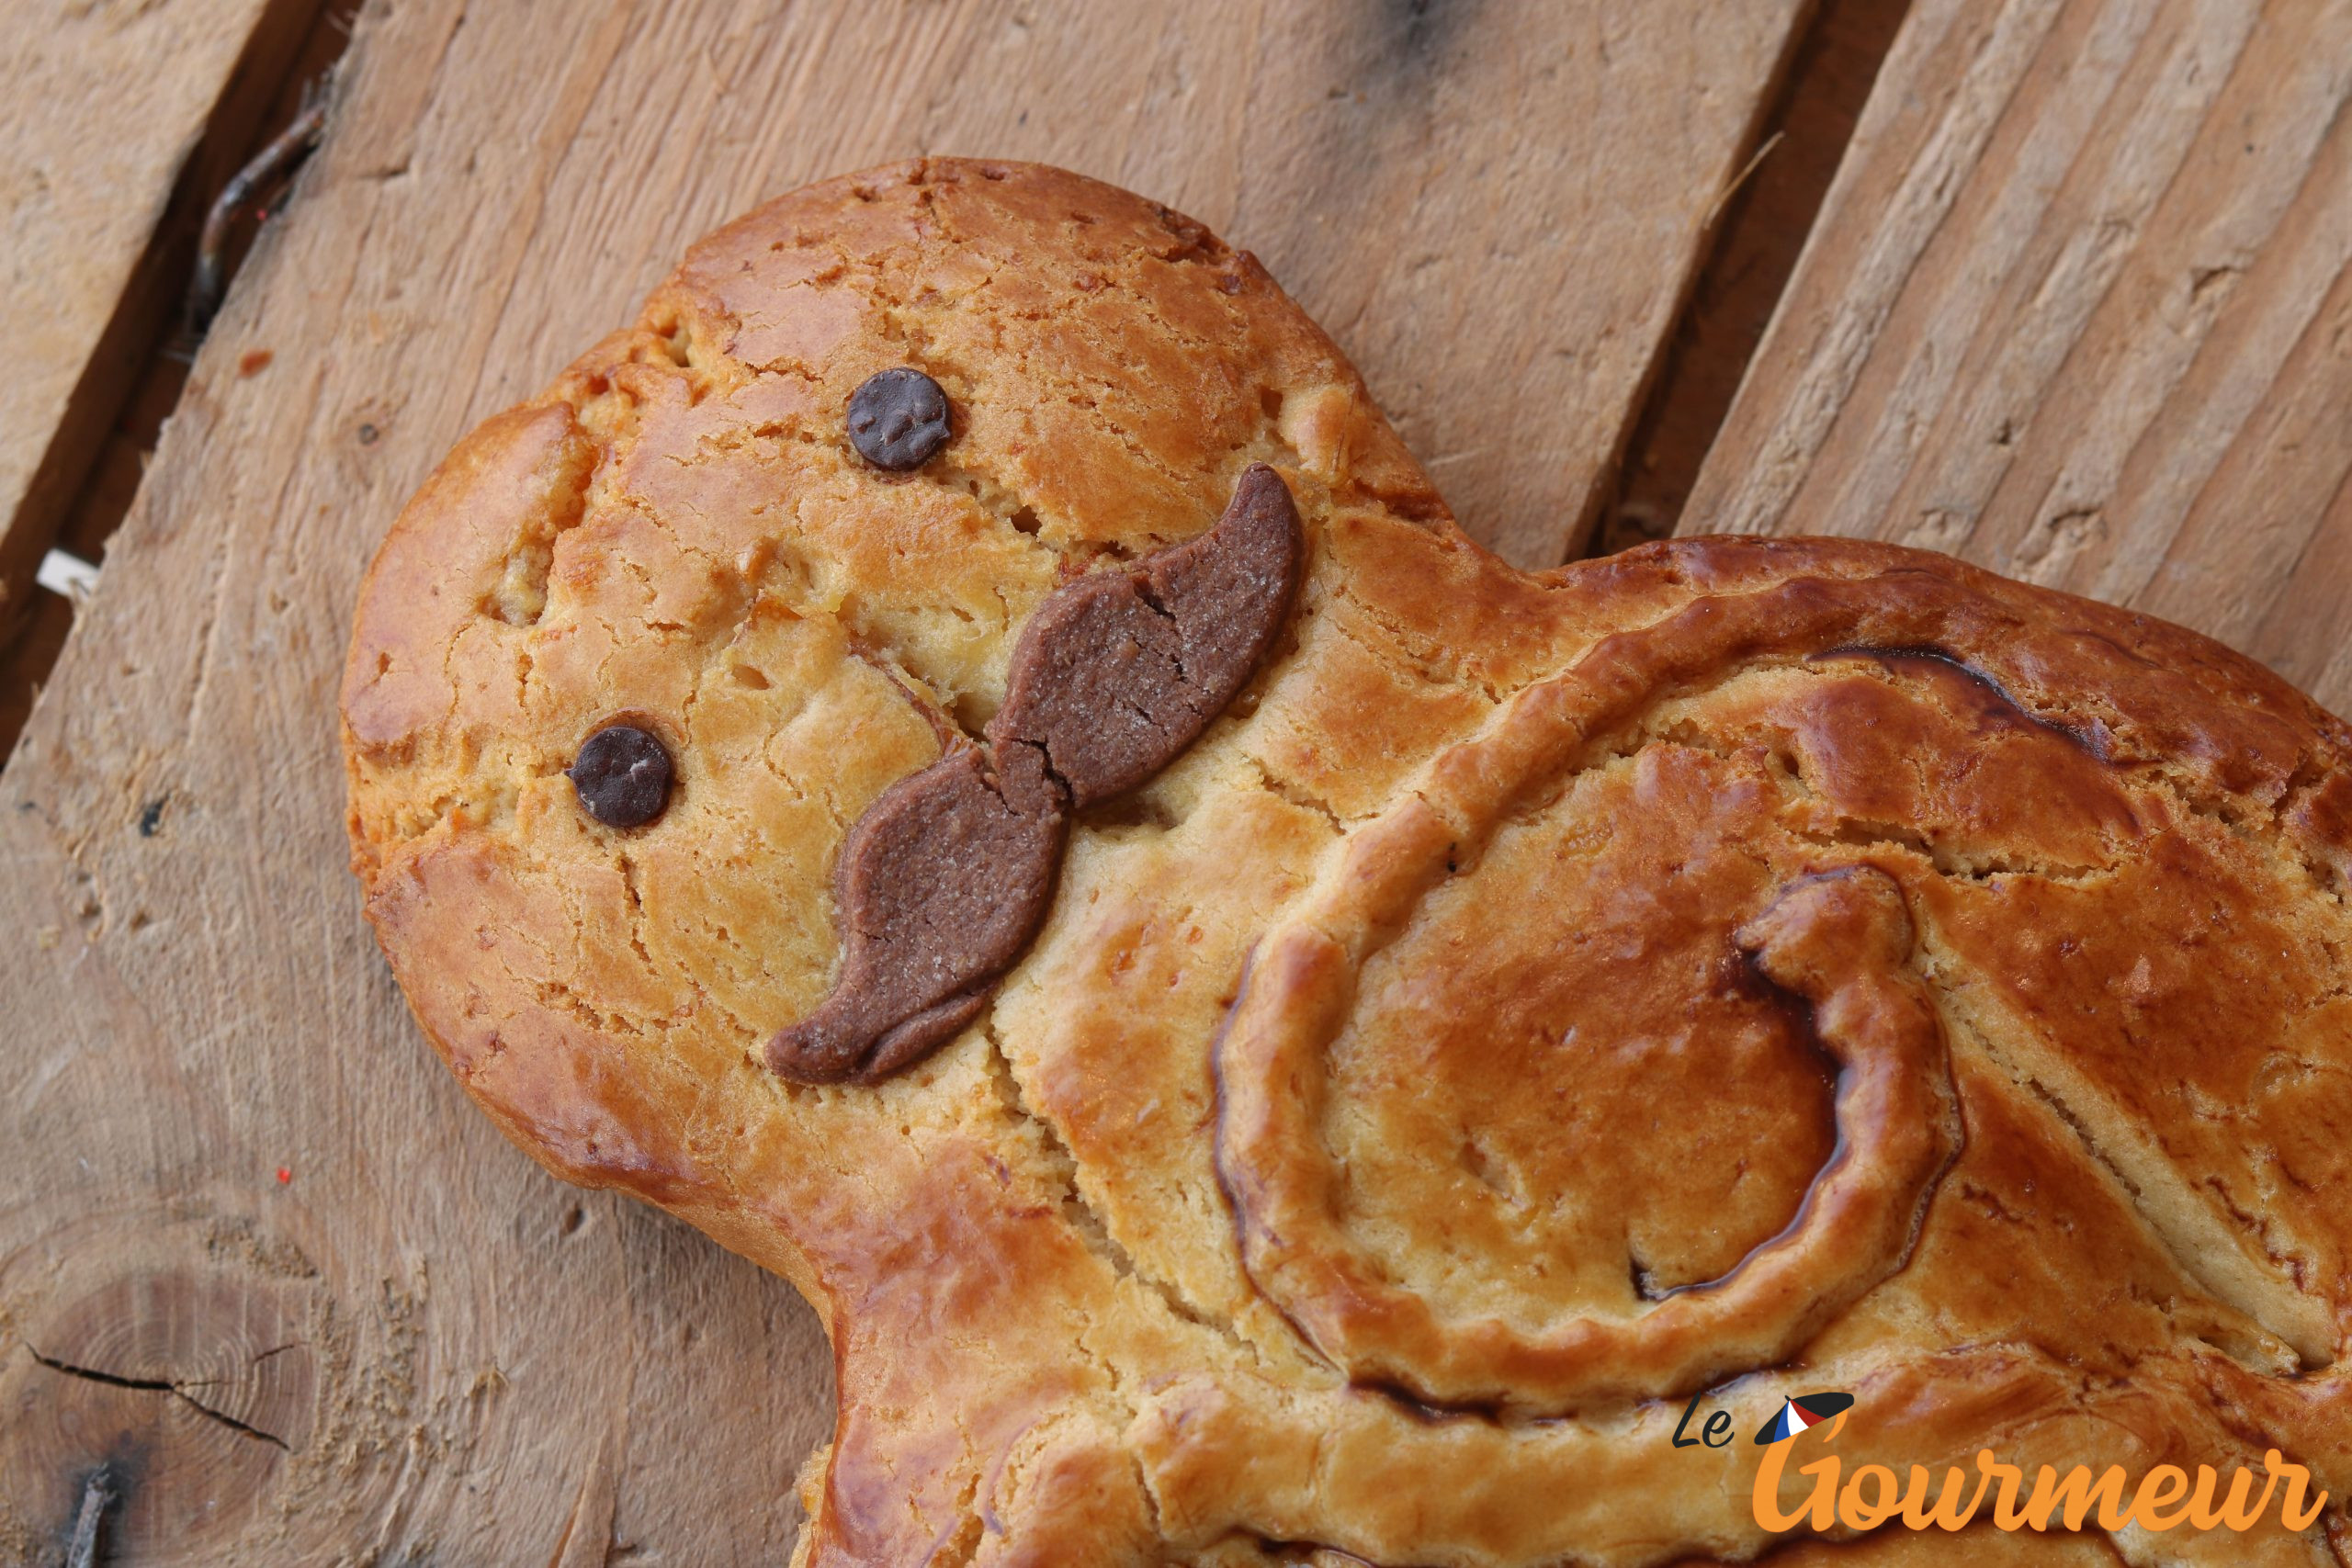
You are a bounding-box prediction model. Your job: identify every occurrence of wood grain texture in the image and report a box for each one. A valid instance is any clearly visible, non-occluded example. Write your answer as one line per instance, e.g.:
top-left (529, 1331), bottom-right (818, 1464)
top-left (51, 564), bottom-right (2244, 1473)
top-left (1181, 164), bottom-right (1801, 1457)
top-left (0, 2), bottom-right (1807, 1561)
top-left (0, 0), bottom-right (315, 639)
top-left (1681, 0), bottom-right (2352, 714)
top-left (1599, 0), bottom-right (1913, 554)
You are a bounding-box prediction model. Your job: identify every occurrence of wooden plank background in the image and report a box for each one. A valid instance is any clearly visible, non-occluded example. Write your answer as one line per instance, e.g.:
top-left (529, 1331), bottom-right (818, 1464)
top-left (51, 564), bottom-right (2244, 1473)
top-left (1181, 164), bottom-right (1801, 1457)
top-left (0, 1), bottom-right (1817, 1561)
top-left (1602, 0), bottom-right (1914, 554)
top-left (1684, 0), bottom-right (2352, 714)
top-left (0, 0), bottom-right (316, 649)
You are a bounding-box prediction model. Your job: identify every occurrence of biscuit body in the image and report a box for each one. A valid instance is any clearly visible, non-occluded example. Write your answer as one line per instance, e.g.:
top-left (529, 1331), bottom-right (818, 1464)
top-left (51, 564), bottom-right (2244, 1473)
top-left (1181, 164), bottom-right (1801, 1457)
top-left (345, 161), bottom-right (2352, 1565)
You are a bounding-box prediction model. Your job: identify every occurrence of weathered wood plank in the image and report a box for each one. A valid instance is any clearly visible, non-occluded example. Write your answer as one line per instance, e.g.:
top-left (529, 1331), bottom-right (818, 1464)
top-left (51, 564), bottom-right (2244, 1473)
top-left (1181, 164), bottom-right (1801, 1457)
top-left (1681, 0), bottom-right (2352, 714)
top-left (0, 1), bottom-right (1808, 1560)
top-left (0, 0), bottom-right (316, 639)
top-left (1599, 0), bottom-right (1914, 554)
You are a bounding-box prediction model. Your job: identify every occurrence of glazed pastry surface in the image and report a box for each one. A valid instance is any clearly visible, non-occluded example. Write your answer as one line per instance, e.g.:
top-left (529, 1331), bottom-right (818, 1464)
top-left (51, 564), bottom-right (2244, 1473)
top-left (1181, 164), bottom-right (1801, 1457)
top-left (344, 160), bottom-right (2352, 1566)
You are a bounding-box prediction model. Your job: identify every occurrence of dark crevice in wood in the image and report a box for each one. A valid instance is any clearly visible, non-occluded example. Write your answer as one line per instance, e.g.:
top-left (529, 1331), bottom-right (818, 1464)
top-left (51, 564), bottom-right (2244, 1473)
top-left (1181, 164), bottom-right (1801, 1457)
top-left (1586, 0), bottom-right (1915, 558)
top-left (28, 1348), bottom-right (292, 1450)
top-left (0, 2), bottom-right (361, 773)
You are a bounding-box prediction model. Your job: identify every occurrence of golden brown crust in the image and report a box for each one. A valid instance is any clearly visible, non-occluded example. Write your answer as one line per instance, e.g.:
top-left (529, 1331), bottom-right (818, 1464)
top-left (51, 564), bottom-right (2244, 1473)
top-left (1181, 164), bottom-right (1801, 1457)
top-left (1218, 861), bottom-right (1960, 1413)
top-left (345, 159), bottom-right (2352, 1565)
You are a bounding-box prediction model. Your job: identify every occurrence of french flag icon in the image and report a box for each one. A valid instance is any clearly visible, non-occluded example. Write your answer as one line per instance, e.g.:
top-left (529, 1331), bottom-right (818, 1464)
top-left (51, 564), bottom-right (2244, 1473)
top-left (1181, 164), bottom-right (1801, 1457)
top-left (1753, 1392), bottom-right (1855, 1444)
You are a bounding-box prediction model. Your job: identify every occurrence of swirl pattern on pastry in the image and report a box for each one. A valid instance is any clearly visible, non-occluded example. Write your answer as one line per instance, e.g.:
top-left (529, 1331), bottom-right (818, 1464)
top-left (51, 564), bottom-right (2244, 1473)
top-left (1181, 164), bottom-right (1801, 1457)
top-left (343, 161), bottom-right (2352, 1568)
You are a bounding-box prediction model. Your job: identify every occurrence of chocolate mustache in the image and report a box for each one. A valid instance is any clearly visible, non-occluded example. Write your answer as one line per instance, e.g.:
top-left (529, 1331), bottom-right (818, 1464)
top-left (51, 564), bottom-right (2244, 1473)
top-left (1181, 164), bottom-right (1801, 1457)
top-left (767, 464), bottom-right (1304, 1084)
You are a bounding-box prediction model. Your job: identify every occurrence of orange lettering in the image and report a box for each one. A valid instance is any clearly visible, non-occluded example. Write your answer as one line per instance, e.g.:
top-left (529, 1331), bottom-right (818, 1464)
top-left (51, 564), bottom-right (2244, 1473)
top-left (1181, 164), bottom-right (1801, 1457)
top-left (2186, 1462), bottom-right (2278, 1531)
top-left (1752, 1439), bottom-right (1842, 1532)
top-left (1754, 1442), bottom-right (2311, 1537)
top-left (1839, 1464), bottom-right (1901, 1530)
top-left (2024, 1464), bottom-right (2132, 1531)
top-left (1978, 1450), bottom-right (2030, 1529)
top-left (1795, 1456), bottom-right (1842, 1531)
top-left (1898, 1463), bottom-right (1989, 1530)
top-left (2132, 1465), bottom-right (2190, 1530)
top-left (2215, 1460), bottom-right (2278, 1531)
top-left (2267, 1450), bottom-right (2328, 1531)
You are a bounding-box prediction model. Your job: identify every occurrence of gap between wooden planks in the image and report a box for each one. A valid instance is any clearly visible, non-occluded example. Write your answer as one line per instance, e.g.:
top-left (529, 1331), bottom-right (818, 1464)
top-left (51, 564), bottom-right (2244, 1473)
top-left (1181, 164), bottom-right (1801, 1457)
top-left (1683, 0), bottom-right (2352, 716)
top-left (0, 0), bottom-right (321, 692)
top-left (0, 2), bottom-right (1814, 1561)
top-left (0, 1), bottom-right (362, 786)
top-left (1600, 0), bottom-right (1915, 556)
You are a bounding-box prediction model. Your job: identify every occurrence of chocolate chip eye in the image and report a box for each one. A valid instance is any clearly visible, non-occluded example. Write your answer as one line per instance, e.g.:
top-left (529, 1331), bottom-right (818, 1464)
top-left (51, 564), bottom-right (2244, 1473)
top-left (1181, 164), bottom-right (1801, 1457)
top-left (568, 723), bottom-right (673, 829)
top-left (846, 367), bottom-right (951, 469)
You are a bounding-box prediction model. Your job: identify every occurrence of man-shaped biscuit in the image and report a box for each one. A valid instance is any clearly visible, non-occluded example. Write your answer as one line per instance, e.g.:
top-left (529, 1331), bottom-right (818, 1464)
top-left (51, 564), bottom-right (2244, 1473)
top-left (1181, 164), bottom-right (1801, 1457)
top-left (345, 161), bottom-right (2352, 1565)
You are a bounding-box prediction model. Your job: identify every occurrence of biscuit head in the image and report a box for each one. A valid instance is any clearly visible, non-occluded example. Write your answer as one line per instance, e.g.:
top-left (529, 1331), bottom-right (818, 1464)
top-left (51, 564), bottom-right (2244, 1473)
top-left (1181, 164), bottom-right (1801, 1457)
top-left (345, 161), bottom-right (2352, 1565)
